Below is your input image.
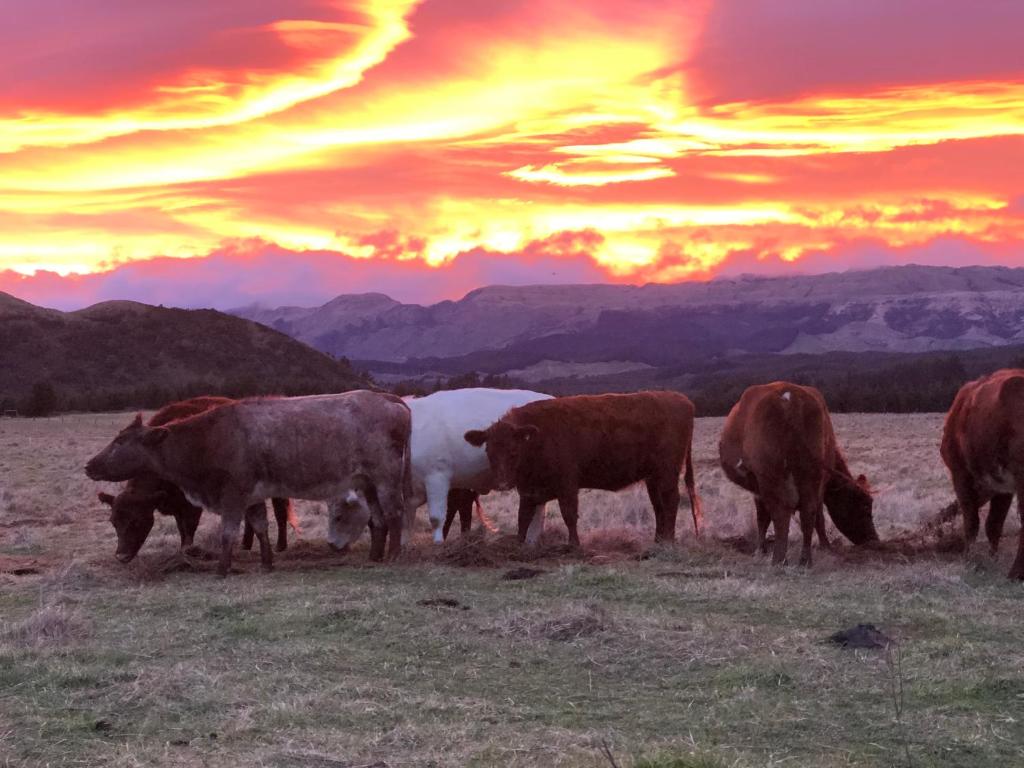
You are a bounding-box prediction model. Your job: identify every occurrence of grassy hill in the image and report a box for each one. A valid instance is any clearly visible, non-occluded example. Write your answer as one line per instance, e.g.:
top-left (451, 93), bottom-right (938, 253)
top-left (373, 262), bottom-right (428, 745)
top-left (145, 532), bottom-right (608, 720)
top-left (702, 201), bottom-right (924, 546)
top-left (0, 293), bottom-right (369, 414)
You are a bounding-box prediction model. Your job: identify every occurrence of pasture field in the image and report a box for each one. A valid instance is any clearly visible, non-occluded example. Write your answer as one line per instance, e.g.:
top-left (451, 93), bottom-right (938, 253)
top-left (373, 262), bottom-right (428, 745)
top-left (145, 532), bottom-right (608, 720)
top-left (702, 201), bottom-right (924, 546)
top-left (1, 411), bottom-right (1023, 767)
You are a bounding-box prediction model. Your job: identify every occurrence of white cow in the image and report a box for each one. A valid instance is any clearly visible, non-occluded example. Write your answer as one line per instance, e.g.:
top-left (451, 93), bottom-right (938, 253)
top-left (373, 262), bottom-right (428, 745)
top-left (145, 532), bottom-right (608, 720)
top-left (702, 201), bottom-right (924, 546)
top-left (326, 388), bottom-right (551, 548)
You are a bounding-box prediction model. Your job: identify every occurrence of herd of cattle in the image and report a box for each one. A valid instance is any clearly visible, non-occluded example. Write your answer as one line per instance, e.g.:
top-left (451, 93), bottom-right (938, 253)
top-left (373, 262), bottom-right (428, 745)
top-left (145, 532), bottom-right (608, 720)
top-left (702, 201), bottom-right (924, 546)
top-left (83, 368), bottom-right (1024, 580)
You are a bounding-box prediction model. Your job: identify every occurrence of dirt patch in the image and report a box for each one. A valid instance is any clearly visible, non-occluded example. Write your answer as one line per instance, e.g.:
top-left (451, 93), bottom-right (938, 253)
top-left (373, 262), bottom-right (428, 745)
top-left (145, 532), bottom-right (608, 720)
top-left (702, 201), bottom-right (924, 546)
top-left (828, 623), bottom-right (893, 650)
top-left (0, 554), bottom-right (51, 576)
top-left (417, 597), bottom-right (470, 611)
top-left (502, 567), bottom-right (546, 581)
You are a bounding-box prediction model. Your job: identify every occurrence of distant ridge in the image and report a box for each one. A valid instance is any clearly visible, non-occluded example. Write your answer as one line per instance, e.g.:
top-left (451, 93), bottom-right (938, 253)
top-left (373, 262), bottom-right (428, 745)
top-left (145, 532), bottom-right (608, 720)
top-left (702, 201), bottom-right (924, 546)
top-left (0, 293), bottom-right (369, 412)
top-left (232, 265), bottom-right (1024, 377)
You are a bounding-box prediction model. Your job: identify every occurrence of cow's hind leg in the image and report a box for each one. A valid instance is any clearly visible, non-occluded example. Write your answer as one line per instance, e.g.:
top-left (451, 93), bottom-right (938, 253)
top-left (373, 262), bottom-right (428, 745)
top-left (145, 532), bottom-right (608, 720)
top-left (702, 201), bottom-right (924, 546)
top-left (645, 478), bottom-right (666, 541)
top-left (424, 474), bottom-right (451, 545)
top-left (767, 500), bottom-right (791, 566)
top-left (1009, 484), bottom-right (1024, 580)
top-left (244, 503), bottom-right (273, 572)
top-left (216, 503), bottom-right (245, 577)
top-left (754, 497), bottom-right (771, 555)
top-left (272, 497), bottom-right (291, 552)
top-left (986, 493), bottom-right (1012, 555)
top-left (241, 520), bottom-right (255, 550)
top-left (557, 491), bottom-right (582, 550)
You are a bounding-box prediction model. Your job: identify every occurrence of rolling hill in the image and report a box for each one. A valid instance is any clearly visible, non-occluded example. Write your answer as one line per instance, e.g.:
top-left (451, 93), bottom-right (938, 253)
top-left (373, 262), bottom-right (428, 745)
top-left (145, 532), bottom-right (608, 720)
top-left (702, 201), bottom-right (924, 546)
top-left (0, 294), bottom-right (369, 413)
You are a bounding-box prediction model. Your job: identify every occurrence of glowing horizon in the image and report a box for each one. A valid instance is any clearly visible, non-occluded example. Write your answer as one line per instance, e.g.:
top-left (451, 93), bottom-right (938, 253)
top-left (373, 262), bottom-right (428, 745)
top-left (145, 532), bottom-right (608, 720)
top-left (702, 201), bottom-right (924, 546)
top-left (2, 0), bottom-right (1022, 307)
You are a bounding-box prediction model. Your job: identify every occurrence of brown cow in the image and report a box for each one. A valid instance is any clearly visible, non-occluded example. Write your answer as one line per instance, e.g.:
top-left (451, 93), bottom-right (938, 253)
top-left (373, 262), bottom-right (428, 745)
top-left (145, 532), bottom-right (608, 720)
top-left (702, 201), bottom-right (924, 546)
top-left (940, 368), bottom-right (1024, 579)
top-left (719, 382), bottom-right (878, 566)
top-left (86, 391), bottom-right (411, 575)
top-left (464, 391), bottom-right (702, 547)
top-left (95, 396), bottom-right (294, 563)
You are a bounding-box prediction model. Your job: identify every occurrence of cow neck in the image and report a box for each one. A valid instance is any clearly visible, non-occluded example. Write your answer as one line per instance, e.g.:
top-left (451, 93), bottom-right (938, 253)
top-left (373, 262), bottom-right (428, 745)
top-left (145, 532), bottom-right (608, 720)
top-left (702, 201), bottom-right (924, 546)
top-left (150, 420), bottom-right (211, 495)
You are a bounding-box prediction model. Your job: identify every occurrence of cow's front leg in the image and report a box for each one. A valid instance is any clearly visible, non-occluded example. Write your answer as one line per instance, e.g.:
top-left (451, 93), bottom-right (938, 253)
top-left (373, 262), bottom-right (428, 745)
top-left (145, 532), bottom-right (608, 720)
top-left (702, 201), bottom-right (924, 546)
top-left (217, 503), bottom-right (245, 577)
top-left (244, 503), bottom-right (273, 572)
top-left (424, 474), bottom-right (451, 544)
top-left (986, 494), bottom-right (1012, 555)
top-left (517, 495), bottom-right (542, 544)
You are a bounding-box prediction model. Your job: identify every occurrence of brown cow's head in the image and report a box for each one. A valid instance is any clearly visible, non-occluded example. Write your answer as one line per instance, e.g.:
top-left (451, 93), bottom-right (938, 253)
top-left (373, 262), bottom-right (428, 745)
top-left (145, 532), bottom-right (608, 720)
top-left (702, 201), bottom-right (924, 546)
top-left (465, 421), bottom-right (540, 491)
top-left (97, 486), bottom-right (167, 562)
top-left (85, 415), bottom-right (168, 482)
top-left (824, 473), bottom-right (879, 545)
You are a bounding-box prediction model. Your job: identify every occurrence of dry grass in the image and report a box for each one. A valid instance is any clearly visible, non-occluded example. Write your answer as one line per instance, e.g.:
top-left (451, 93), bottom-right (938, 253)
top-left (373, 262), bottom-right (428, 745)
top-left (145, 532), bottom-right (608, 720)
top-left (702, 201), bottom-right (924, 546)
top-left (1, 411), bottom-right (1023, 767)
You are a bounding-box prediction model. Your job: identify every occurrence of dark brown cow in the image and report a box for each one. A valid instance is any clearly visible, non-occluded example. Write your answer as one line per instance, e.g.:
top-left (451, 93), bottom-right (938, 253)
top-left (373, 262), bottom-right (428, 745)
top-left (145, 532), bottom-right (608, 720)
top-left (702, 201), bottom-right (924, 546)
top-left (86, 391), bottom-right (411, 575)
top-left (95, 396), bottom-right (293, 563)
top-left (719, 382), bottom-right (878, 566)
top-left (464, 391), bottom-right (702, 547)
top-left (941, 368), bottom-right (1024, 579)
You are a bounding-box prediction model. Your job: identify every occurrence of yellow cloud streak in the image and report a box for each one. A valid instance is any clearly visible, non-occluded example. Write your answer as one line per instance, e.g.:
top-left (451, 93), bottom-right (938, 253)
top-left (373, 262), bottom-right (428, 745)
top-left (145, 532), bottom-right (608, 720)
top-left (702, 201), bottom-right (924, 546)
top-left (0, 0), bottom-right (421, 153)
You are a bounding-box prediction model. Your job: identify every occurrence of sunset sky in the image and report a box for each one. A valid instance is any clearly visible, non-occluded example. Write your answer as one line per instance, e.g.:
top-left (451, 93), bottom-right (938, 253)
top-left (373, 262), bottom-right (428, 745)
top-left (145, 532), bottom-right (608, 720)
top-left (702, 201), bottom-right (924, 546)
top-left (2, 0), bottom-right (1023, 309)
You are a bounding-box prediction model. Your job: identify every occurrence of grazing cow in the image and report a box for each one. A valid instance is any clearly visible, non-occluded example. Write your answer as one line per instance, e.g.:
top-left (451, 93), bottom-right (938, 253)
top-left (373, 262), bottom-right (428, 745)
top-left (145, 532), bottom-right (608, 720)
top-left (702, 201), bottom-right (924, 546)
top-left (95, 396), bottom-right (294, 562)
top-left (719, 382), bottom-right (878, 566)
top-left (326, 388), bottom-right (551, 549)
top-left (464, 391), bottom-right (702, 548)
top-left (85, 391), bottom-right (411, 575)
top-left (941, 369), bottom-right (1024, 579)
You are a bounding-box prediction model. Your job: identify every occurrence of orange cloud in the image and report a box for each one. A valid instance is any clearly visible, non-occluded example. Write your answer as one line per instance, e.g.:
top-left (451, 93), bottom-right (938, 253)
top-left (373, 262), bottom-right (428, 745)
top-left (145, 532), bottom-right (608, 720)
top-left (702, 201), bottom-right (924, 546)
top-left (0, 0), bottom-right (1022, 299)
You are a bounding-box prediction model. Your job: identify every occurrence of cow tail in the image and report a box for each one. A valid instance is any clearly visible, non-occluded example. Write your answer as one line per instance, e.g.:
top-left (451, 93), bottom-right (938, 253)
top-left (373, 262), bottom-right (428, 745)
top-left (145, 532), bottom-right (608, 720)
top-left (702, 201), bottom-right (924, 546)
top-left (474, 497), bottom-right (499, 533)
top-left (401, 417), bottom-right (415, 534)
top-left (277, 498), bottom-right (300, 534)
top-left (684, 445), bottom-right (703, 537)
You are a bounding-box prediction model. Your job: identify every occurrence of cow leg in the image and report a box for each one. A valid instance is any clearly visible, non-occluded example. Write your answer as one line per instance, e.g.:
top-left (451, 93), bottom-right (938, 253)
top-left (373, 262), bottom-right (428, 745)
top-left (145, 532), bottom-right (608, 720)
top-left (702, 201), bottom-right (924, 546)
top-left (557, 491), bottom-right (582, 550)
top-left (244, 503), bottom-right (273, 572)
top-left (424, 474), bottom-right (451, 545)
top-left (368, 518), bottom-right (387, 562)
top-left (370, 483), bottom-right (406, 562)
top-left (754, 497), bottom-right (771, 555)
top-left (217, 504), bottom-right (245, 577)
top-left (953, 476), bottom-right (983, 558)
top-left (174, 507), bottom-right (199, 549)
top-left (272, 497), bottom-right (291, 552)
top-left (986, 493), bottom-right (1013, 555)
top-left (645, 478), bottom-right (666, 540)
top-left (660, 480), bottom-right (681, 543)
top-left (524, 502), bottom-right (546, 545)
top-left (459, 493), bottom-right (475, 533)
top-left (797, 501), bottom-right (821, 568)
top-left (1010, 490), bottom-right (1024, 580)
top-left (814, 508), bottom-right (832, 550)
top-left (241, 519), bottom-right (255, 550)
top-left (443, 489), bottom-right (474, 540)
top-left (517, 496), bottom-right (541, 544)
top-left (768, 501), bottom-right (791, 566)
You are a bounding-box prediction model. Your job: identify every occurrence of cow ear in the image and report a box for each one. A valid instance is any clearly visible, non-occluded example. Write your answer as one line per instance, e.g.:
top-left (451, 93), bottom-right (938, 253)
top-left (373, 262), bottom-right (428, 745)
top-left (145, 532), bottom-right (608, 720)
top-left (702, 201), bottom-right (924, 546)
top-left (98, 492), bottom-right (116, 507)
top-left (142, 427), bottom-right (169, 447)
top-left (130, 413), bottom-right (144, 428)
top-left (464, 430), bottom-right (488, 447)
top-left (517, 425), bottom-right (540, 443)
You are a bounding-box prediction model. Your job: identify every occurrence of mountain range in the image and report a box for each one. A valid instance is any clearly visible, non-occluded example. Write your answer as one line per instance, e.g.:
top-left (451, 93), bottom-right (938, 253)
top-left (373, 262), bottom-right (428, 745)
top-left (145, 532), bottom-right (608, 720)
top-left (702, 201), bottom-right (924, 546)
top-left (232, 265), bottom-right (1024, 384)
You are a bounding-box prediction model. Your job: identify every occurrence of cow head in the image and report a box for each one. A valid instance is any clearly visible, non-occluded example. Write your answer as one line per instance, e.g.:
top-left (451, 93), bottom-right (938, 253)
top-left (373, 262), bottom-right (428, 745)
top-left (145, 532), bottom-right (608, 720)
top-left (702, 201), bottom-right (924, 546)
top-left (464, 421), bottom-right (540, 491)
top-left (97, 486), bottom-right (168, 562)
top-left (824, 472), bottom-right (879, 545)
top-left (326, 491), bottom-right (372, 552)
top-left (85, 415), bottom-right (168, 482)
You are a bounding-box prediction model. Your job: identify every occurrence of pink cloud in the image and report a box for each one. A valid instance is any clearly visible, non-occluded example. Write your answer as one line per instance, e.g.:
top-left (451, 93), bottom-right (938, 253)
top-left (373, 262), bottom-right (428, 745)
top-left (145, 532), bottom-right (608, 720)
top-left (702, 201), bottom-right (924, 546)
top-left (688, 1), bottom-right (1024, 103)
top-left (0, 234), bottom-right (612, 311)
